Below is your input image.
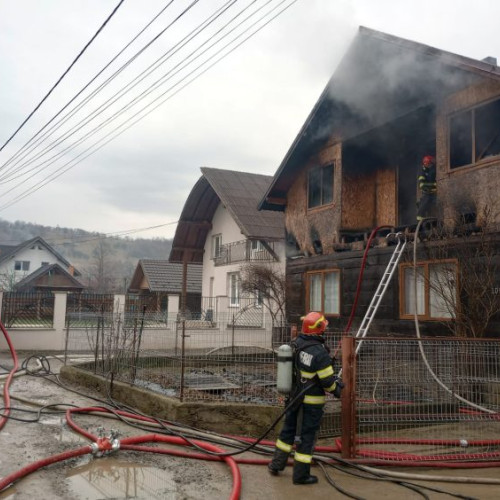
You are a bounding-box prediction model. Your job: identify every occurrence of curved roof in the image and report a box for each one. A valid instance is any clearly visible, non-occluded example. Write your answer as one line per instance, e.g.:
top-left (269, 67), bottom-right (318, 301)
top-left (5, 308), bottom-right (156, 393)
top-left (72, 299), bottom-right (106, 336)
top-left (169, 167), bottom-right (284, 263)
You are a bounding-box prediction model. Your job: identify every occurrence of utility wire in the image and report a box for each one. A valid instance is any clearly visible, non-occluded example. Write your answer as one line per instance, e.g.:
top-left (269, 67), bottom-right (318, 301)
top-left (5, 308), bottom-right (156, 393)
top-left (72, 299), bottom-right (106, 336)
top-left (0, 0), bottom-right (127, 153)
top-left (0, 0), bottom-right (299, 212)
top-left (0, 0), bottom-right (195, 181)
top-left (43, 220), bottom-right (179, 245)
top-left (0, 0), bottom-right (236, 185)
top-left (0, 0), bottom-right (176, 175)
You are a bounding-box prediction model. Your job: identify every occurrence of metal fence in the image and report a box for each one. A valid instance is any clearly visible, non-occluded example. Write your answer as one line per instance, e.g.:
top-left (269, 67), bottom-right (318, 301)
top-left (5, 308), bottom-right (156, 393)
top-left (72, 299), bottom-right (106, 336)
top-left (343, 337), bottom-right (500, 462)
top-left (63, 310), bottom-right (500, 454)
top-left (1, 291), bottom-right (55, 327)
top-left (65, 312), bottom-right (288, 402)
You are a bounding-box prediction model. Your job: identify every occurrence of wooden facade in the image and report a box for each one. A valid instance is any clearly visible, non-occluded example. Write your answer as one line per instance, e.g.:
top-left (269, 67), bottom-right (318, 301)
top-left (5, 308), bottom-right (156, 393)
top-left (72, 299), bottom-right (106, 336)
top-left (260, 28), bottom-right (500, 337)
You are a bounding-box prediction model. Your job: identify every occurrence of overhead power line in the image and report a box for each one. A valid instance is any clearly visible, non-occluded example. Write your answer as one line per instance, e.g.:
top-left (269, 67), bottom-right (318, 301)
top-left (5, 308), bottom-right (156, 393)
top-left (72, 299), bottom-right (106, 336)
top-left (0, 0), bottom-right (127, 153)
top-left (44, 220), bottom-right (180, 245)
top-left (0, 0), bottom-right (180, 178)
top-left (0, 0), bottom-right (300, 212)
top-left (0, 0), bottom-right (242, 186)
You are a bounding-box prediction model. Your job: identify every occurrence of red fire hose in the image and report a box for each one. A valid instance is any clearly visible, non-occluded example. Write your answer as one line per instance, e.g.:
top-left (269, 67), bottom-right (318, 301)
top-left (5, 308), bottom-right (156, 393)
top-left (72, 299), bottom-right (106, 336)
top-left (0, 320), bottom-right (19, 431)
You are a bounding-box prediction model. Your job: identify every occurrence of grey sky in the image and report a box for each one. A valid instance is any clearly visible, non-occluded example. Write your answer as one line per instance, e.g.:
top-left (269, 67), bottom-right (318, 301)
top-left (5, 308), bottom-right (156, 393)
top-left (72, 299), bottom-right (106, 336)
top-left (0, 0), bottom-right (498, 239)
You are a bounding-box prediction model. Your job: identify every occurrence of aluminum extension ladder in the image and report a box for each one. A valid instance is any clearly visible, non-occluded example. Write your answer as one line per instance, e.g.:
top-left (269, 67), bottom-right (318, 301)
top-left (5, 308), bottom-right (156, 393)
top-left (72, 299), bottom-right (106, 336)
top-left (354, 232), bottom-right (407, 355)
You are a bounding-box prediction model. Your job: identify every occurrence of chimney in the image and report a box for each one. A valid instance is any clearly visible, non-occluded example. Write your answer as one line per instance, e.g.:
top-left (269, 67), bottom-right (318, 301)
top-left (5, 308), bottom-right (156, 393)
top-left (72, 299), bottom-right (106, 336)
top-left (482, 56), bottom-right (497, 66)
top-left (68, 265), bottom-right (74, 276)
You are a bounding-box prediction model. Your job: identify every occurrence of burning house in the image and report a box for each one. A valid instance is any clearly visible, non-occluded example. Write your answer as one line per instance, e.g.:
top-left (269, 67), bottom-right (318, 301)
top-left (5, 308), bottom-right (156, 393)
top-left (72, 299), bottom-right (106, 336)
top-left (259, 27), bottom-right (500, 337)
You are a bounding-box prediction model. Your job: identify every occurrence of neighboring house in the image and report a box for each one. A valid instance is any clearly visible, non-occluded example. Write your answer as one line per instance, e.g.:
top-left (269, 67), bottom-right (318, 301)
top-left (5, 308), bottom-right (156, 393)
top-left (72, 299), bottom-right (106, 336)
top-left (169, 167), bottom-right (285, 323)
top-left (258, 26), bottom-right (500, 336)
top-left (13, 263), bottom-right (85, 293)
top-left (127, 259), bottom-right (202, 316)
top-left (0, 236), bottom-right (82, 292)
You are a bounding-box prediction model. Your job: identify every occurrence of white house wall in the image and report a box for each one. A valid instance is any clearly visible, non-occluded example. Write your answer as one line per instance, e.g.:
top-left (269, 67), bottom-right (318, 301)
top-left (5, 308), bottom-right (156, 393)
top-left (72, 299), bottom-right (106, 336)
top-left (201, 200), bottom-right (286, 321)
top-left (0, 243), bottom-right (70, 285)
top-left (202, 201), bottom-right (246, 298)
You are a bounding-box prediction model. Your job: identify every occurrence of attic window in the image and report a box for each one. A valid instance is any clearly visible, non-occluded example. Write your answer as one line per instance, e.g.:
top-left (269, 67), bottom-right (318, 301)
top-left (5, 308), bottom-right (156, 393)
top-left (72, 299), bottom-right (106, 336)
top-left (307, 163), bottom-right (334, 209)
top-left (15, 261), bottom-right (30, 271)
top-left (450, 98), bottom-right (500, 169)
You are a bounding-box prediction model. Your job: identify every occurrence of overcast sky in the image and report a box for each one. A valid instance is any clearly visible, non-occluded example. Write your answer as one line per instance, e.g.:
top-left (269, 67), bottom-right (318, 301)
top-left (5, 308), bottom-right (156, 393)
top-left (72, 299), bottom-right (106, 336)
top-left (1, 0), bottom-right (499, 240)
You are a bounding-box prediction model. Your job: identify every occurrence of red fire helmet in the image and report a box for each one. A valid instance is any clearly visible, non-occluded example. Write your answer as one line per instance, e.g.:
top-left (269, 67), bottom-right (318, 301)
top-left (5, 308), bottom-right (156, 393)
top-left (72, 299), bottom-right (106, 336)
top-left (422, 155), bottom-right (435, 166)
top-left (301, 312), bottom-right (328, 335)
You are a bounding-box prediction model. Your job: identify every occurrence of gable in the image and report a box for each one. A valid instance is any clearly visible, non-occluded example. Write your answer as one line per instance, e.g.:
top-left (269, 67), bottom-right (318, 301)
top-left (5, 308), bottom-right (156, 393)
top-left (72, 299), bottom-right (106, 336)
top-left (170, 168), bottom-right (284, 263)
top-left (13, 264), bottom-right (84, 292)
top-left (260, 26), bottom-right (500, 211)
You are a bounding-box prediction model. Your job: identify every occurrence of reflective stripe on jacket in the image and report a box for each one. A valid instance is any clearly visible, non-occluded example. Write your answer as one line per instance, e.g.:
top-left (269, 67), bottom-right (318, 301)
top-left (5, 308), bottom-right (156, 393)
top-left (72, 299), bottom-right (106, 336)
top-left (418, 164), bottom-right (436, 193)
top-left (294, 334), bottom-right (338, 404)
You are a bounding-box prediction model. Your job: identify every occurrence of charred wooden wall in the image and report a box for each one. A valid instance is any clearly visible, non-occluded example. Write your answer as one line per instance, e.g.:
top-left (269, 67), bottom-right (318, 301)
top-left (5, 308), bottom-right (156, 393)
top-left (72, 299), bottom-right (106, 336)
top-left (286, 243), bottom-right (500, 338)
top-left (285, 141), bottom-right (342, 255)
top-left (341, 168), bottom-right (397, 229)
top-left (437, 79), bottom-right (500, 225)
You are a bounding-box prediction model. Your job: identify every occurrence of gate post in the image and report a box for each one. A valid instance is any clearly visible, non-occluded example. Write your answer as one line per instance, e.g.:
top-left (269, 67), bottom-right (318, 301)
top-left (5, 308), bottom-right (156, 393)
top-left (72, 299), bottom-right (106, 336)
top-left (341, 335), bottom-right (357, 459)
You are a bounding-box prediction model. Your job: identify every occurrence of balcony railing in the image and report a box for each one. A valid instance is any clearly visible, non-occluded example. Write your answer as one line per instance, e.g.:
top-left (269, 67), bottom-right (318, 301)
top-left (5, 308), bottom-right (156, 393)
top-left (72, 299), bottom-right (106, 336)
top-left (213, 239), bottom-right (276, 266)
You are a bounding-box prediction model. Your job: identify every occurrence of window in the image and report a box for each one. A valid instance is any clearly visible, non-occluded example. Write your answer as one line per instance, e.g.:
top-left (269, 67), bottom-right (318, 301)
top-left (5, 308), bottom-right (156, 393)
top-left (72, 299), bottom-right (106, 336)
top-left (14, 261), bottom-right (30, 271)
top-left (228, 272), bottom-right (241, 307)
top-left (41, 261), bottom-right (49, 266)
top-left (253, 288), bottom-right (264, 308)
top-left (449, 98), bottom-right (500, 169)
top-left (400, 260), bottom-right (458, 320)
top-left (250, 240), bottom-right (265, 260)
top-left (307, 163), bottom-right (334, 209)
top-left (212, 234), bottom-right (222, 258)
top-left (306, 269), bottom-right (340, 315)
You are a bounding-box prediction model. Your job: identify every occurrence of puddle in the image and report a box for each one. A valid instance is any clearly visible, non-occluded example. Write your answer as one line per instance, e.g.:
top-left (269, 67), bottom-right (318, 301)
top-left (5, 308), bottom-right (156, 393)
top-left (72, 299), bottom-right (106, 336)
top-left (65, 457), bottom-right (177, 499)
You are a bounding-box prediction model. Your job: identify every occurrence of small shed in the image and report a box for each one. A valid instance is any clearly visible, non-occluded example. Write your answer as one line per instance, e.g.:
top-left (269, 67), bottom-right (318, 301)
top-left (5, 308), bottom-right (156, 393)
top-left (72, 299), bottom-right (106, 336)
top-left (127, 260), bottom-right (202, 315)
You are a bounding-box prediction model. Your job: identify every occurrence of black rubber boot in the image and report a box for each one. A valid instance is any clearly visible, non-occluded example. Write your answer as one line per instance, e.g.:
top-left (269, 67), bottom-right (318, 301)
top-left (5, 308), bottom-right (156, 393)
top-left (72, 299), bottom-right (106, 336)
top-left (293, 462), bottom-right (318, 485)
top-left (268, 449), bottom-right (289, 475)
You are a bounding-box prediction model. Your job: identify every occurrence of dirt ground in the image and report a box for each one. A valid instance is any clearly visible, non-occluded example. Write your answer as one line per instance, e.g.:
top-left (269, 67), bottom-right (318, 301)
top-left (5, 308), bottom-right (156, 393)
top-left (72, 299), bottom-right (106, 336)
top-left (2, 352), bottom-right (500, 499)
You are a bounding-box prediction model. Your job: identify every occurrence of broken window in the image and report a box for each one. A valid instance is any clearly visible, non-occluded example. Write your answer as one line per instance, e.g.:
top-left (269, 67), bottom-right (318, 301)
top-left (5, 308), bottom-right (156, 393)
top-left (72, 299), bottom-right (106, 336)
top-left (307, 163), bottom-right (334, 209)
top-left (306, 269), bottom-right (340, 315)
top-left (400, 260), bottom-right (457, 320)
top-left (449, 98), bottom-right (500, 169)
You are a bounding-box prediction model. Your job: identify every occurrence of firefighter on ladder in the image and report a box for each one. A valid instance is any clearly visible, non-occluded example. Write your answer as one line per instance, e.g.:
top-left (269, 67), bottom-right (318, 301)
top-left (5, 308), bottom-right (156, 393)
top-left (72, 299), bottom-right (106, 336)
top-left (268, 312), bottom-right (343, 485)
top-left (416, 154), bottom-right (437, 221)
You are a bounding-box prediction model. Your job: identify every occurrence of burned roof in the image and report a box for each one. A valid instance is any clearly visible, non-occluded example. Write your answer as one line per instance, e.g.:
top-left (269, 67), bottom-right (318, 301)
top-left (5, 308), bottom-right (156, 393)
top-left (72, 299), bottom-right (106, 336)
top-left (169, 167), bottom-right (284, 263)
top-left (259, 26), bottom-right (500, 211)
top-left (128, 259), bottom-right (202, 293)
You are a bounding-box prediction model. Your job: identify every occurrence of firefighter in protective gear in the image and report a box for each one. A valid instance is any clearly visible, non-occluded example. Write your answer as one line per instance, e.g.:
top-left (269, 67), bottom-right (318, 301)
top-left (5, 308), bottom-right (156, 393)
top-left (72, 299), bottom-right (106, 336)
top-left (268, 312), bottom-right (343, 485)
top-left (416, 155), bottom-right (437, 221)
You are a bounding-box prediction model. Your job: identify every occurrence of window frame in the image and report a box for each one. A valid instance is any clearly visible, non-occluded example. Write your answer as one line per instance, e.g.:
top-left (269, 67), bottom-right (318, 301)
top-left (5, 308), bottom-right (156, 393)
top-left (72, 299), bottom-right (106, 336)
top-left (14, 261), bottom-right (30, 271)
top-left (228, 272), bottom-right (241, 307)
top-left (448, 97), bottom-right (500, 171)
top-left (212, 234), bottom-right (222, 259)
top-left (399, 259), bottom-right (459, 321)
top-left (307, 162), bottom-right (335, 211)
top-left (305, 268), bottom-right (341, 317)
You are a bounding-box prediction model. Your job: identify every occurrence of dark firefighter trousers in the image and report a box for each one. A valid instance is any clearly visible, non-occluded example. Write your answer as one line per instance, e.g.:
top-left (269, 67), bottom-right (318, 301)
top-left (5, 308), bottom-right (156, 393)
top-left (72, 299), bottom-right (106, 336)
top-left (278, 403), bottom-right (324, 458)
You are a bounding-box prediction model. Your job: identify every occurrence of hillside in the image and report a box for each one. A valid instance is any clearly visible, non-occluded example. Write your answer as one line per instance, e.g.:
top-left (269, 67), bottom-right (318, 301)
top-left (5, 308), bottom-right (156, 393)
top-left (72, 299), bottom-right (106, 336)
top-left (0, 218), bottom-right (173, 292)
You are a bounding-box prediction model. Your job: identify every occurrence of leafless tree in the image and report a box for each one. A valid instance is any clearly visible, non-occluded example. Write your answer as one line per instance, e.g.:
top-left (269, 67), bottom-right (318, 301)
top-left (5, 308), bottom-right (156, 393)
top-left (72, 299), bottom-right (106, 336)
top-left (86, 238), bottom-right (118, 293)
top-left (0, 270), bottom-right (18, 291)
top-left (240, 262), bottom-right (287, 326)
